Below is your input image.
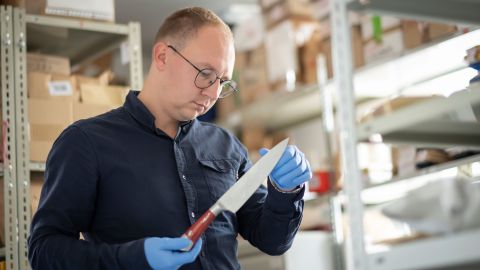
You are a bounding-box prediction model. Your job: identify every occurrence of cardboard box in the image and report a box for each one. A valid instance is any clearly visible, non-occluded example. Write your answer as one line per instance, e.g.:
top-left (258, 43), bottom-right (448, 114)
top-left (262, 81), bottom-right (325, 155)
top-left (30, 124), bottom-right (65, 141)
top-left (235, 46), bottom-right (270, 105)
top-left (259, 0), bottom-right (282, 9)
top-left (361, 15), bottom-right (402, 41)
top-left (427, 23), bottom-right (457, 41)
top-left (265, 20), bottom-right (300, 84)
top-left (26, 0), bottom-right (115, 22)
top-left (311, 0), bottom-right (330, 20)
top-left (30, 173), bottom-right (44, 215)
top-left (402, 21), bottom-right (426, 49)
top-left (28, 98), bottom-right (73, 125)
top-left (0, 0), bottom-right (25, 6)
top-left (80, 84), bottom-right (128, 107)
top-left (73, 71), bottom-right (110, 92)
top-left (364, 28), bottom-right (404, 64)
top-left (262, 0), bottom-right (314, 29)
top-left (28, 72), bottom-right (78, 100)
top-left (321, 30), bottom-right (364, 80)
top-left (73, 102), bottom-right (113, 121)
top-left (27, 53), bottom-right (70, 76)
top-left (30, 140), bottom-right (54, 162)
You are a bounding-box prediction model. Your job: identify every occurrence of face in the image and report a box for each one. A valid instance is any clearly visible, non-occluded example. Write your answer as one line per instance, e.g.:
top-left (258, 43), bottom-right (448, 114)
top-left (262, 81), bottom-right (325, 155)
top-left (158, 25), bottom-right (235, 122)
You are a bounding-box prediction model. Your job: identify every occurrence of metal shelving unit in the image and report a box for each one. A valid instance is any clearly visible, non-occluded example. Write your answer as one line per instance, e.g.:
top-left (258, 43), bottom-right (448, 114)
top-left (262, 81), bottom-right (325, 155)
top-left (218, 28), bottom-right (480, 133)
top-left (1, 6), bottom-right (143, 269)
top-left (348, 0), bottom-right (480, 26)
top-left (332, 0), bottom-right (480, 269)
top-left (357, 85), bottom-right (480, 148)
top-left (1, 6), bottom-right (20, 270)
top-left (368, 228), bottom-right (480, 270)
top-left (366, 153), bottom-right (480, 190)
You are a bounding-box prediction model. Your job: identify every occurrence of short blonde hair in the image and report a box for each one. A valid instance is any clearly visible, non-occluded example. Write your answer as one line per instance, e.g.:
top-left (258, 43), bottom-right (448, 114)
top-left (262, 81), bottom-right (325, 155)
top-left (154, 7), bottom-right (233, 50)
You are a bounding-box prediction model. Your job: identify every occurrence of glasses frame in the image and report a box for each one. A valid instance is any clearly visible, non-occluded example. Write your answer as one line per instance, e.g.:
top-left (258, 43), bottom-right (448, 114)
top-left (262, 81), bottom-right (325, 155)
top-left (167, 45), bottom-right (238, 98)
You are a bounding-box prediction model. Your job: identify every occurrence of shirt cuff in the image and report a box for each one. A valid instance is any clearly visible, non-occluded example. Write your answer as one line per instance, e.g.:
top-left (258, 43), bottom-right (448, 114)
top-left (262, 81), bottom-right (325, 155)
top-left (268, 177), bottom-right (304, 194)
top-left (117, 238), bottom-right (152, 270)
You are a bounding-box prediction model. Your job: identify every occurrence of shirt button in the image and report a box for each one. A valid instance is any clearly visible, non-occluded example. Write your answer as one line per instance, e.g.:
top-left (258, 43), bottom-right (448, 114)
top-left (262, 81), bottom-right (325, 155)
top-left (191, 212), bottom-right (195, 218)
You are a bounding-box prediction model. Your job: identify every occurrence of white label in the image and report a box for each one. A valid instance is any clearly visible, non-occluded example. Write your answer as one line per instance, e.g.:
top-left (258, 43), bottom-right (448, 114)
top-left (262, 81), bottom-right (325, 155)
top-left (48, 81), bottom-right (73, 96)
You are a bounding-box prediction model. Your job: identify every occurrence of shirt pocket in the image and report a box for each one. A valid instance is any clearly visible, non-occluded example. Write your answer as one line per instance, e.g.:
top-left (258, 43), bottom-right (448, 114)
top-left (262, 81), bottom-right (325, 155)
top-left (198, 159), bottom-right (238, 200)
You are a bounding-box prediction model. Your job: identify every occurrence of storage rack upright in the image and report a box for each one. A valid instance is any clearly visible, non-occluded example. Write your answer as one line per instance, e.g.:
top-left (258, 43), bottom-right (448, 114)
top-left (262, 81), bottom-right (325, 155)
top-left (331, 0), bottom-right (480, 269)
top-left (0, 6), bottom-right (143, 269)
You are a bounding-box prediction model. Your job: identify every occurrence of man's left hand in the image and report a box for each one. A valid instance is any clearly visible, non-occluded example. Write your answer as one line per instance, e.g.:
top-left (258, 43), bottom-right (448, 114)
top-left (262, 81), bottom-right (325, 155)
top-left (259, 145), bottom-right (312, 192)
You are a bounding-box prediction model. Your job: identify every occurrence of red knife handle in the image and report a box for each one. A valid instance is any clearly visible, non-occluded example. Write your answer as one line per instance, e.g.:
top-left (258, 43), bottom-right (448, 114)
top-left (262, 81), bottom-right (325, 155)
top-left (181, 210), bottom-right (217, 251)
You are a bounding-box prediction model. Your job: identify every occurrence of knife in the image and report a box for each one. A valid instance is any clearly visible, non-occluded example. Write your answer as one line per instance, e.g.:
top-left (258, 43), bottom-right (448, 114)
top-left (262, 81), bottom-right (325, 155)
top-left (181, 138), bottom-right (289, 251)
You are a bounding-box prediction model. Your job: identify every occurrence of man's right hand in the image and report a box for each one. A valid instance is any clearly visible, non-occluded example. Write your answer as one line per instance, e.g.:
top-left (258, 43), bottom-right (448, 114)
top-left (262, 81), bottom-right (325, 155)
top-left (144, 237), bottom-right (203, 270)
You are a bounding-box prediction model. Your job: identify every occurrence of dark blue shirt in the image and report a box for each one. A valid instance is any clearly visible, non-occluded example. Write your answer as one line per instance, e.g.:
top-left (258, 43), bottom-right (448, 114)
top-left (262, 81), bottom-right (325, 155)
top-left (28, 91), bottom-right (304, 270)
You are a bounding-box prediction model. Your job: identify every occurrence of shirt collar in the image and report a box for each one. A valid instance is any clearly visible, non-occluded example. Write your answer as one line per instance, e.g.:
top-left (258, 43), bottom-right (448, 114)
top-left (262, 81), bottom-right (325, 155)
top-left (123, 90), bottom-right (194, 134)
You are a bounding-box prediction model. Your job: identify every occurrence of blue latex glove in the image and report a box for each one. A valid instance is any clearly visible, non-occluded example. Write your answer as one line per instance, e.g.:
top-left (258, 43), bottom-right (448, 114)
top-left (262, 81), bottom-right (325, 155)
top-left (144, 237), bottom-right (203, 270)
top-left (259, 145), bottom-right (312, 191)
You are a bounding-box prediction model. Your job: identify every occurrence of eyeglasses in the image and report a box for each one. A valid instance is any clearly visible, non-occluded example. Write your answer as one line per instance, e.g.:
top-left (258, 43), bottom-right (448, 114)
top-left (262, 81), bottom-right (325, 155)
top-left (167, 45), bottom-right (238, 99)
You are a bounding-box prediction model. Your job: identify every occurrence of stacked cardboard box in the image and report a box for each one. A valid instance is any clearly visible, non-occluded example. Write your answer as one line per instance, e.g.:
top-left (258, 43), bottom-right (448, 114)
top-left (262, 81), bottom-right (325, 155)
top-left (315, 19), bottom-right (365, 80)
top-left (235, 46), bottom-right (270, 106)
top-left (264, 18), bottom-right (322, 90)
top-left (30, 173), bottom-right (44, 216)
top-left (362, 15), bottom-right (457, 64)
top-left (27, 53), bottom-right (128, 162)
top-left (27, 53), bottom-right (74, 162)
top-left (260, 0), bottom-right (314, 29)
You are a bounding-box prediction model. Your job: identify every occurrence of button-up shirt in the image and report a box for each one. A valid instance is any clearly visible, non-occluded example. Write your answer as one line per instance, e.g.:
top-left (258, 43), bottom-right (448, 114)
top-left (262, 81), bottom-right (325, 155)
top-left (28, 91), bottom-right (304, 270)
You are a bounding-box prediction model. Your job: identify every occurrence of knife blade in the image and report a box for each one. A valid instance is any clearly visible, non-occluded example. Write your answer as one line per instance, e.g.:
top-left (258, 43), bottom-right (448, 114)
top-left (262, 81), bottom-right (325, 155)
top-left (181, 138), bottom-right (289, 251)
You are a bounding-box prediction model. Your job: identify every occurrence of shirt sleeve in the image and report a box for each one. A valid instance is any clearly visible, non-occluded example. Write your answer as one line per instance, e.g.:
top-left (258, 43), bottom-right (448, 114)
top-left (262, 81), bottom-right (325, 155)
top-left (235, 145), bottom-right (305, 256)
top-left (28, 125), bottom-right (151, 270)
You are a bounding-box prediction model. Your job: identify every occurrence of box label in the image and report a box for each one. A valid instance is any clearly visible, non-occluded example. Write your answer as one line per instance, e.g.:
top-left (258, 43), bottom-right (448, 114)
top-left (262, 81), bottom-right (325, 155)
top-left (48, 81), bottom-right (73, 96)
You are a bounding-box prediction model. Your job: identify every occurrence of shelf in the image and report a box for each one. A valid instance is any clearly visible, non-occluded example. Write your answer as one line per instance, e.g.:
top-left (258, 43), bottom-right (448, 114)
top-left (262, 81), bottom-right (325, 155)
top-left (218, 30), bottom-right (480, 132)
top-left (25, 14), bottom-right (130, 70)
top-left (30, 162), bottom-right (45, 172)
top-left (369, 153), bottom-right (480, 190)
top-left (361, 154), bottom-right (480, 205)
top-left (368, 228), bottom-right (480, 270)
top-left (357, 84), bottom-right (480, 148)
top-left (348, 0), bottom-right (480, 26)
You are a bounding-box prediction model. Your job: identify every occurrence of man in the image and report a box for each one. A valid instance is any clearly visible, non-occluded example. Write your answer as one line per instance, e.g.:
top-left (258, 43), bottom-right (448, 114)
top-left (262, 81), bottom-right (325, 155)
top-left (28, 6), bottom-right (312, 270)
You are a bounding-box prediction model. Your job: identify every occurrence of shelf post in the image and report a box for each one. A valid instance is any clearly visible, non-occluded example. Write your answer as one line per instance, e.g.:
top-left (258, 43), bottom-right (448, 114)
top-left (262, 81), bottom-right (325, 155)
top-left (13, 7), bottom-right (31, 270)
top-left (128, 22), bottom-right (143, 90)
top-left (330, 0), bottom-right (368, 269)
top-left (1, 5), bottom-right (20, 270)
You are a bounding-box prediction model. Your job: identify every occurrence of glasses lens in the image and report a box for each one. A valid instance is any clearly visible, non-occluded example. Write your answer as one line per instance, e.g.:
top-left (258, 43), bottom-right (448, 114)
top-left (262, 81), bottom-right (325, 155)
top-left (195, 69), bottom-right (217, 88)
top-left (218, 80), bottom-right (238, 98)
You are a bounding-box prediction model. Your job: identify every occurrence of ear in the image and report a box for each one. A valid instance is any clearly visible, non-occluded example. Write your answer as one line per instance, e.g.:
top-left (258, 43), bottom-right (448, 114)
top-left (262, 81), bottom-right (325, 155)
top-left (152, 42), bottom-right (169, 71)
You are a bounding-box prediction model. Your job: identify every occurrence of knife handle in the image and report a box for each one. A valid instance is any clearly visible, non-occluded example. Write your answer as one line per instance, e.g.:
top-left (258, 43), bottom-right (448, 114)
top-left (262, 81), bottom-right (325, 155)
top-left (181, 210), bottom-right (217, 251)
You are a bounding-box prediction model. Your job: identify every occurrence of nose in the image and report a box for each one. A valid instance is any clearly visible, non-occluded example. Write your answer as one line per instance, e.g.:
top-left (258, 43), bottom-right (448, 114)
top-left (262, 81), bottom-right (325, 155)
top-left (201, 80), bottom-right (221, 100)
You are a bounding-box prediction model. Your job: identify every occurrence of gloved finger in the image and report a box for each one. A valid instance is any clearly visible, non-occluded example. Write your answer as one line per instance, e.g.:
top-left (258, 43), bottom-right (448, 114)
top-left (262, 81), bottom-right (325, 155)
top-left (291, 169), bottom-right (313, 187)
top-left (172, 238), bottom-right (203, 264)
top-left (275, 157), bottom-right (309, 187)
top-left (159, 237), bottom-right (192, 251)
top-left (271, 149), bottom-right (303, 179)
top-left (275, 146), bottom-right (297, 169)
top-left (259, 148), bottom-right (269, 157)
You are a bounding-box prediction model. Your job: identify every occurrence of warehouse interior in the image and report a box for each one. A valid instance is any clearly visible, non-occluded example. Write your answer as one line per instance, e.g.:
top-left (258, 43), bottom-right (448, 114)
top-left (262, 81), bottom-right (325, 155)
top-left (1, 0), bottom-right (480, 269)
